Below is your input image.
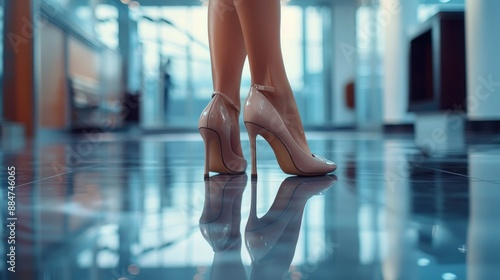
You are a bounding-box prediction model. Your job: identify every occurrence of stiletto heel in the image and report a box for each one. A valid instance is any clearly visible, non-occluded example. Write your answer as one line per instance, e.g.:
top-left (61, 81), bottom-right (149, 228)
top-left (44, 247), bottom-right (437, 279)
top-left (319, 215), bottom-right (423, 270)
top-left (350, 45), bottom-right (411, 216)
top-left (199, 128), bottom-right (215, 179)
top-left (245, 122), bottom-right (260, 180)
top-left (244, 84), bottom-right (337, 176)
top-left (199, 92), bottom-right (247, 176)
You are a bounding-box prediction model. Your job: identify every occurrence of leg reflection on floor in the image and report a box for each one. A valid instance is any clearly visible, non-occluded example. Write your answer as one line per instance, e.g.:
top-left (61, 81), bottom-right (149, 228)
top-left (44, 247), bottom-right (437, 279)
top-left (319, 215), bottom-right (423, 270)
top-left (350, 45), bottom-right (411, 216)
top-left (1, 131), bottom-right (499, 279)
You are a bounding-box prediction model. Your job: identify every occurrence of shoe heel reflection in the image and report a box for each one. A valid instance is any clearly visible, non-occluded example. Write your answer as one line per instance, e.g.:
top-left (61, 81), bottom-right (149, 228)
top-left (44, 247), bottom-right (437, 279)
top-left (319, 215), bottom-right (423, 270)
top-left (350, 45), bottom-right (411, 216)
top-left (199, 174), bottom-right (248, 280)
top-left (245, 175), bottom-right (337, 279)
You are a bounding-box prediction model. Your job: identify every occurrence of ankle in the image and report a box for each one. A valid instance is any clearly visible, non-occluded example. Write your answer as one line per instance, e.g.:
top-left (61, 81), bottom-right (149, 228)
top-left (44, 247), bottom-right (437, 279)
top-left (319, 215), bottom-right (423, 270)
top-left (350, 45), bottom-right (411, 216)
top-left (214, 88), bottom-right (241, 111)
top-left (252, 74), bottom-right (292, 95)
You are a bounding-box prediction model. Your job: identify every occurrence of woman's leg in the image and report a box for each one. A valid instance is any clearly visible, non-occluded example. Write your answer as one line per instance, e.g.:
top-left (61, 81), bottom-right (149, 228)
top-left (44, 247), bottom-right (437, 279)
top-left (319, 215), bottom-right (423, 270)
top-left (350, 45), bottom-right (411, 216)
top-left (235, 0), bottom-right (311, 153)
top-left (208, 0), bottom-right (247, 156)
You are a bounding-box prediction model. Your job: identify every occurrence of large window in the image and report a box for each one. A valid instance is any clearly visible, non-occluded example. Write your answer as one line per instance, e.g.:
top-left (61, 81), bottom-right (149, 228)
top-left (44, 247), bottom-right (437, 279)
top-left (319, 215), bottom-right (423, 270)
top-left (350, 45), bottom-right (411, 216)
top-left (95, 1), bottom-right (119, 49)
top-left (138, 4), bottom-right (332, 129)
top-left (138, 6), bottom-right (211, 128)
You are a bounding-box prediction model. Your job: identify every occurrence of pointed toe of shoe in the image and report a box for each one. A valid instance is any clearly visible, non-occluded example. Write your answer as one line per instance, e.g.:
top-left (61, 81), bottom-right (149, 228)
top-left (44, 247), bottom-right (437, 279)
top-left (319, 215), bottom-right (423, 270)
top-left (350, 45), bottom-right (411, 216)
top-left (312, 154), bottom-right (337, 174)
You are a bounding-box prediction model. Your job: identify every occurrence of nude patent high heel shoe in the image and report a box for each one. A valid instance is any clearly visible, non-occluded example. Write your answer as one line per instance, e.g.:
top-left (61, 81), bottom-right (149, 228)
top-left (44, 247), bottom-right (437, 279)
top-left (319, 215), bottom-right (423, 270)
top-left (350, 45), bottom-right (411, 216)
top-left (244, 84), bottom-right (337, 177)
top-left (199, 92), bottom-right (247, 178)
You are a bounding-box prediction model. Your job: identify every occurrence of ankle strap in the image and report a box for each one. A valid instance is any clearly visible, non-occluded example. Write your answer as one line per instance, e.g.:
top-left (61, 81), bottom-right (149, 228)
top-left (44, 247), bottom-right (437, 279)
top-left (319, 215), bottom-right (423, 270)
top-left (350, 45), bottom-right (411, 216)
top-left (252, 84), bottom-right (275, 93)
top-left (212, 91), bottom-right (240, 113)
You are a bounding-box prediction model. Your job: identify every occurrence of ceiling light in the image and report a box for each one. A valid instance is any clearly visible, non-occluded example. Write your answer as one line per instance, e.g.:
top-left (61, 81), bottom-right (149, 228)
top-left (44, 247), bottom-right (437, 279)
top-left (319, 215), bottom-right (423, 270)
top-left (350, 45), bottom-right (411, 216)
top-left (417, 258), bottom-right (430, 266)
top-left (129, 1), bottom-right (140, 11)
top-left (442, 273), bottom-right (457, 280)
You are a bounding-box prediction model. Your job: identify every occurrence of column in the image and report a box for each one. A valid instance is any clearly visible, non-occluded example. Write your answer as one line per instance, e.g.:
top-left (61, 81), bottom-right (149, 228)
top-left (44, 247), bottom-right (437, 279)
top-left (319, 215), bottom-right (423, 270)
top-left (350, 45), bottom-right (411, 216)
top-left (2, 0), bottom-right (36, 137)
top-left (380, 0), bottom-right (418, 125)
top-left (468, 153), bottom-right (500, 280)
top-left (118, 4), bottom-right (140, 93)
top-left (466, 0), bottom-right (500, 120)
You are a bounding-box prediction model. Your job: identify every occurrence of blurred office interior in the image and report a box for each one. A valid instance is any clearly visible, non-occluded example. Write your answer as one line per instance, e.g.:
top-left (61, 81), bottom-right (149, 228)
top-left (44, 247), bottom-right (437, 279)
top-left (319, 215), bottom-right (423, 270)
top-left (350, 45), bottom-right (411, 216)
top-left (1, 0), bottom-right (500, 279)
top-left (1, 0), bottom-right (497, 136)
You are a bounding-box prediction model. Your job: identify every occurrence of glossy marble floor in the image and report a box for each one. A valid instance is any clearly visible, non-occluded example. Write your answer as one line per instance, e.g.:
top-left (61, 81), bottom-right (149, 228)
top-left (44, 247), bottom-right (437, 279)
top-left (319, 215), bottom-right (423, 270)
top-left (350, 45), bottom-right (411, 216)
top-left (1, 130), bottom-right (500, 280)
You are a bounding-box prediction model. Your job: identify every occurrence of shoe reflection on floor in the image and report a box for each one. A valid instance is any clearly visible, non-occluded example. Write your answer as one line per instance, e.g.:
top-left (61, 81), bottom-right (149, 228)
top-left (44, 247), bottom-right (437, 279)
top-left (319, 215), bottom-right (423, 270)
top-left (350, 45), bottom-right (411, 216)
top-left (199, 174), bottom-right (337, 279)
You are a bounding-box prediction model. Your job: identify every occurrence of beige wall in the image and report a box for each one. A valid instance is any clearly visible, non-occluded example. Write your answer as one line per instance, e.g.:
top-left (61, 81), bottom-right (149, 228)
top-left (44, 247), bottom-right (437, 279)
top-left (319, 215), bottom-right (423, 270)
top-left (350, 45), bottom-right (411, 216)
top-left (38, 24), bottom-right (123, 129)
top-left (39, 23), bottom-right (67, 128)
top-left (68, 36), bottom-right (100, 80)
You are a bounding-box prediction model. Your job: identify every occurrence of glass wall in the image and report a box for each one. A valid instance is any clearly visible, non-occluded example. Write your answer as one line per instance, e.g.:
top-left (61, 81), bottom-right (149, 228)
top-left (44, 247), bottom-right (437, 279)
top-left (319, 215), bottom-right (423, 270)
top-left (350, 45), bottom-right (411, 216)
top-left (137, 4), bottom-right (332, 129)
